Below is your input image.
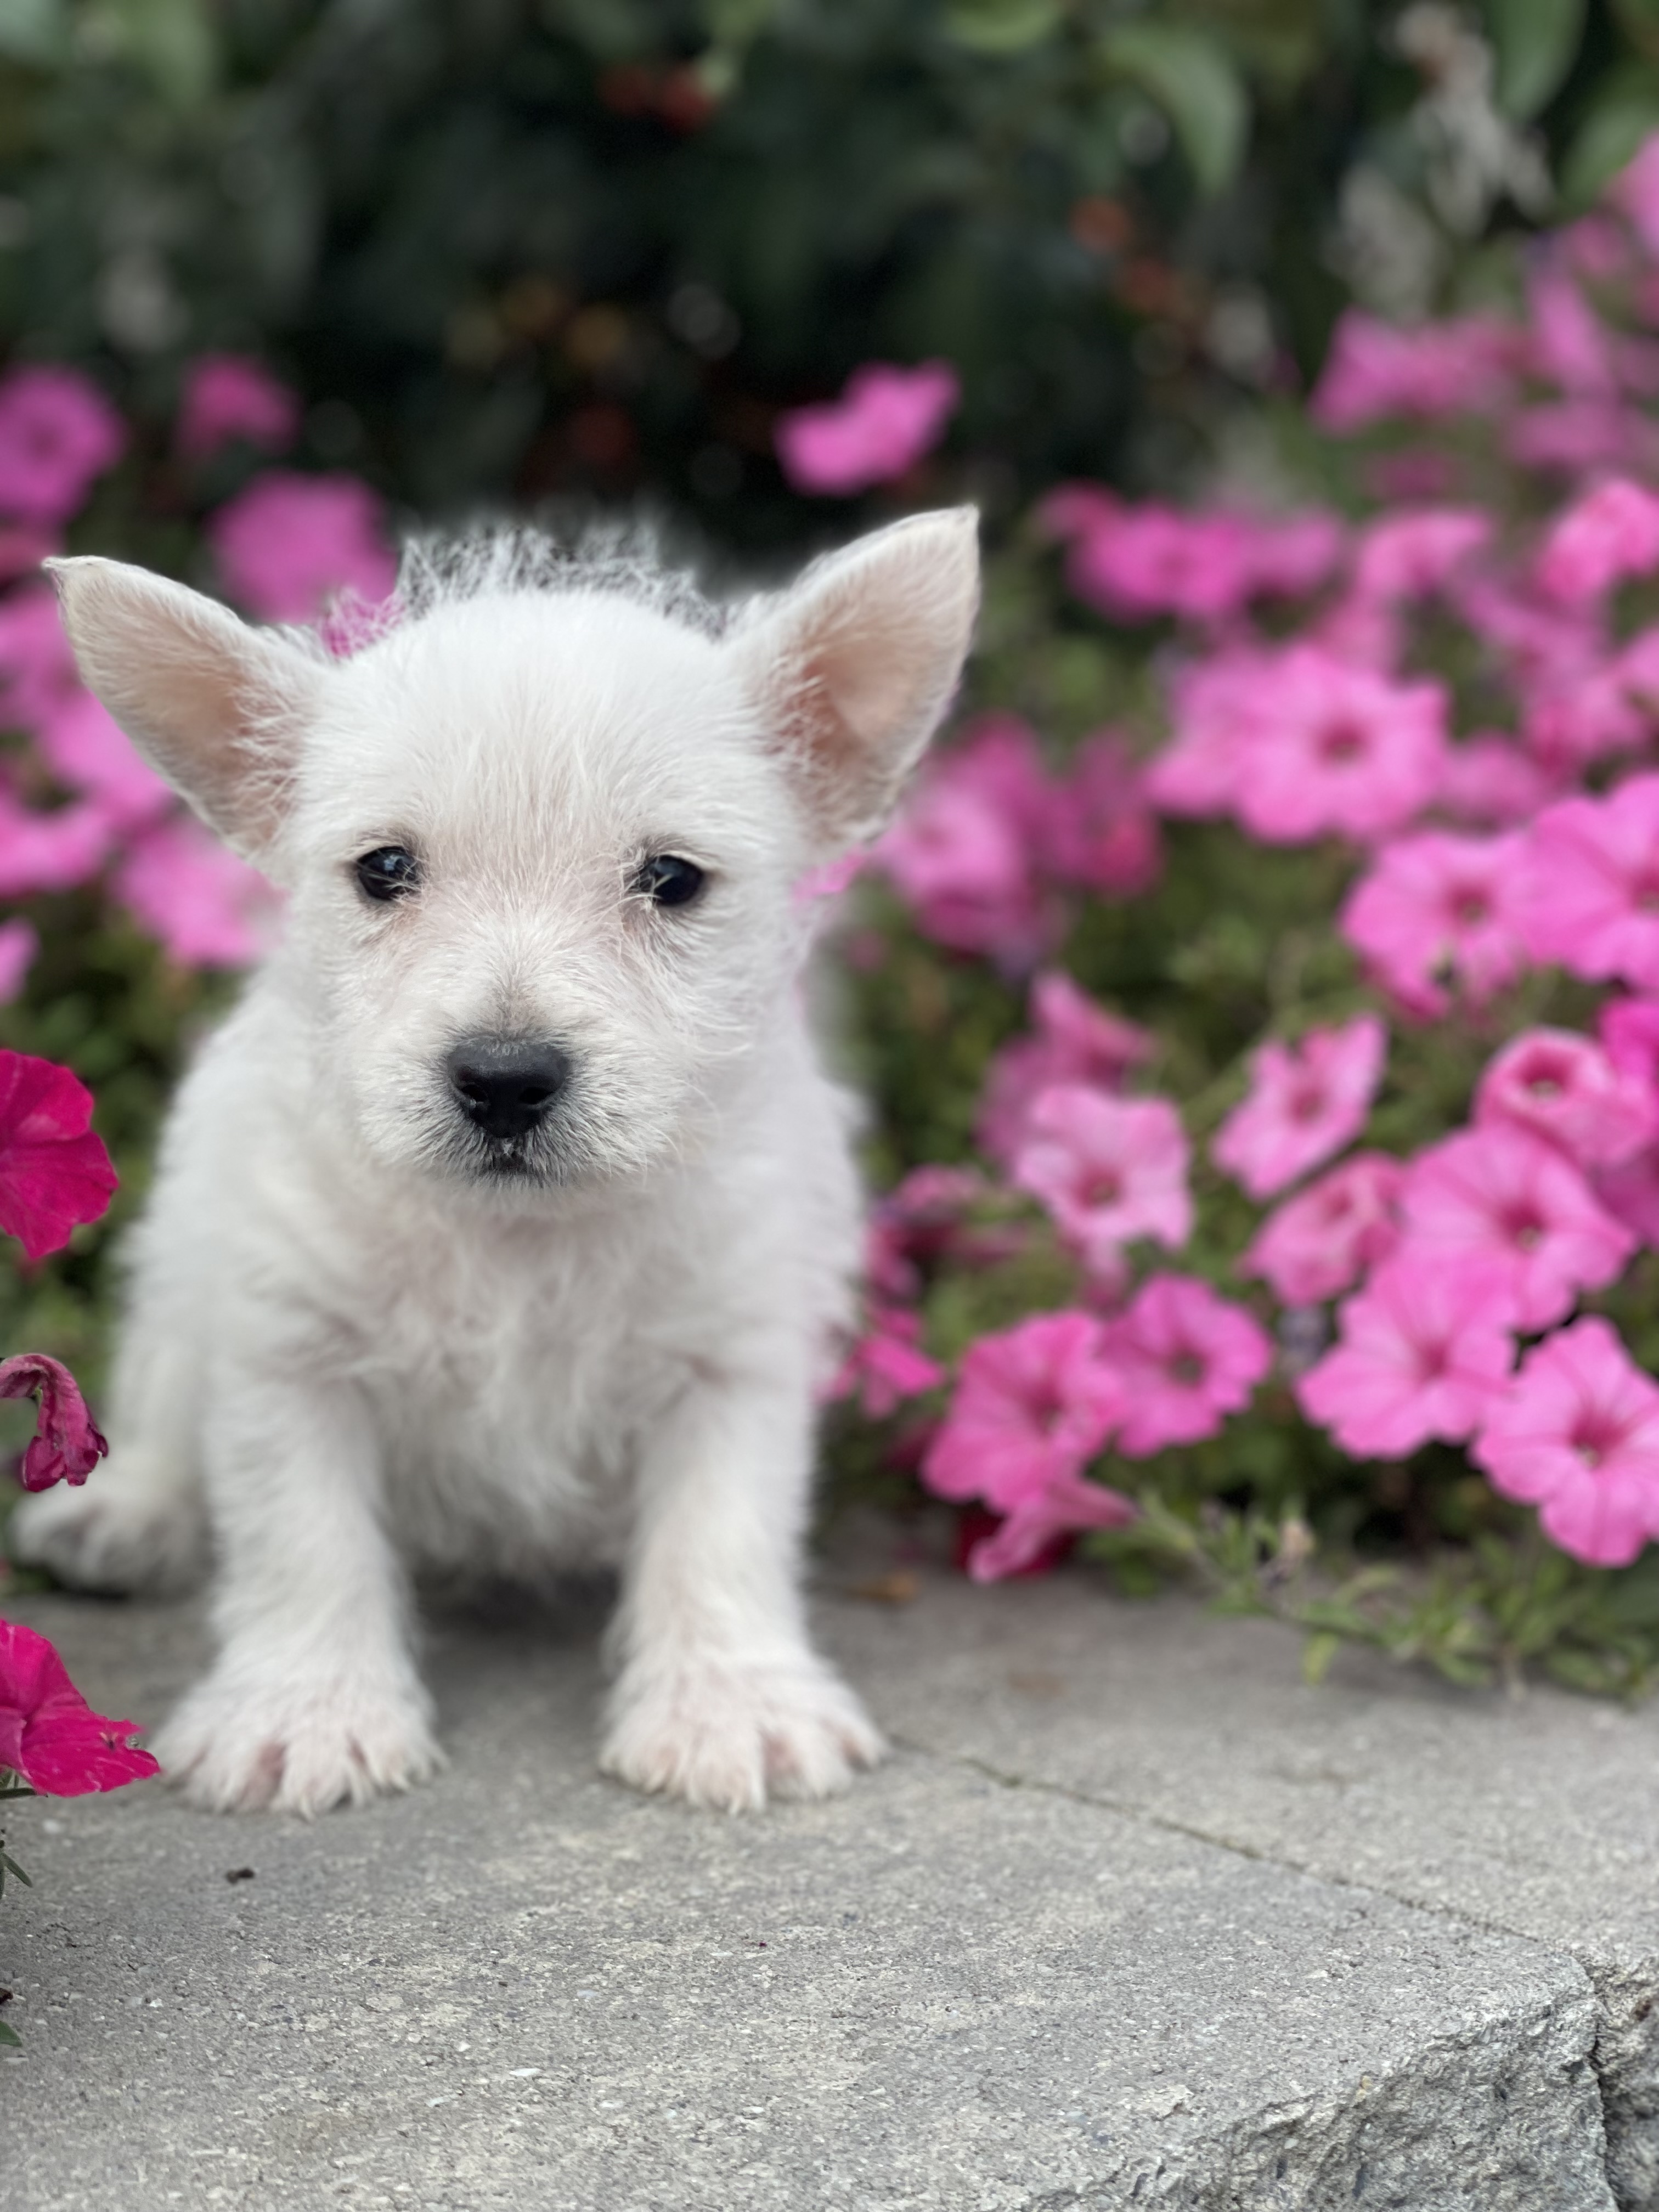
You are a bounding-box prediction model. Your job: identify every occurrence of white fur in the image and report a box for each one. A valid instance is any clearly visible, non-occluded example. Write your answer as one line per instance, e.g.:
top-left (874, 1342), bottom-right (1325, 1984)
top-left (12, 511), bottom-right (979, 1817)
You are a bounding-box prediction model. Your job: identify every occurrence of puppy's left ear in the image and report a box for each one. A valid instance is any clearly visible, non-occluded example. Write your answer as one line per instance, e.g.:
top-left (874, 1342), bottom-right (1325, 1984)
top-left (735, 506), bottom-right (980, 848)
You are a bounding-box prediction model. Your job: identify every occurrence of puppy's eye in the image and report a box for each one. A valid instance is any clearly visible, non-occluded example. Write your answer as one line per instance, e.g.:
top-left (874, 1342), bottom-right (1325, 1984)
top-left (355, 846), bottom-right (421, 903)
top-left (635, 855), bottom-right (706, 909)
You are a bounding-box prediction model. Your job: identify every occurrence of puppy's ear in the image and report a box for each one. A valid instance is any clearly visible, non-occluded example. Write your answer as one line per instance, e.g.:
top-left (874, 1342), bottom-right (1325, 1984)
top-left (736, 507), bottom-right (979, 847)
top-left (46, 556), bottom-right (325, 860)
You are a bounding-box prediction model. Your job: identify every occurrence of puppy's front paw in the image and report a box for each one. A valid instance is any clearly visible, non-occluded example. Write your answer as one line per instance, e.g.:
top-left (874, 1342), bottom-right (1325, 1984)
top-left (9, 1468), bottom-right (205, 1595)
top-left (155, 1664), bottom-right (444, 1818)
top-left (601, 1654), bottom-right (885, 1813)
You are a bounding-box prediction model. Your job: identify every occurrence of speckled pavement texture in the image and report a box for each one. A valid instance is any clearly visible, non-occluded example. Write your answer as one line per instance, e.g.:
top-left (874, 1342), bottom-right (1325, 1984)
top-left (1, 1528), bottom-right (1654, 2212)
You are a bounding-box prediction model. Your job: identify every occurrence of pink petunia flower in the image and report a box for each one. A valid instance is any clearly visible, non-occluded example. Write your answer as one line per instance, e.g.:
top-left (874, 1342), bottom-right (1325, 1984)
top-left (1013, 1086), bottom-right (1192, 1271)
top-left (775, 362), bottom-right (958, 496)
top-left (1472, 1317), bottom-right (1659, 1566)
top-left (1234, 649), bottom-right (1447, 846)
top-left (922, 1310), bottom-right (1125, 1510)
top-left (176, 353), bottom-right (300, 462)
top-left (1043, 500), bottom-right (1341, 627)
top-left (0, 1051), bottom-right (117, 1261)
top-left (976, 972), bottom-right (1152, 1170)
top-left (1519, 776), bottom-right (1659, 990)
top-left (0, 1351), bottom-right (108, 1489)
top-left (36, 689), bottom-right (172, 829)
top-left (1212, 1016), bottom-right (1387, 1202)
top-left (1295, 1256), bottom-right (1514, 1459)
top-left (1352, 508), bottom-right (1491, 602)
top-left (1341, 831), bottom-right (1530, 1018)
top-left (1311, 311), bottom-right (1519, 431)
top-left (1144, 649), bottom-right (1268, 820)
top-left (1047, 731), bottom-right (1162, 898)
top-left (963, 1464), bottom-right (1138, 1583)
top-left (0, 917), bottom-right (37, 1005)
top-left (0, 1619), bottom-right (159, 1795)
top-left (827, 1307), bottom-right (944, 1421)
top-left (112, 814), bottom-right (279, 968)
top-left (1434, 737), bottom-right (1555, 830)
top-left (0, 788), bottom-right (111, 898)
top-left (1537, 477), bottom-right (1659, 603)
top-left (0, 582), bottom-right (81, 730)
top-left (1527, 260), bottom-right (1620, 400)
top-left (210, 471), bottom-right (397, 624)
top-left (1239, 1150), bottom-right (1404, 1305)
top-left (1474, 1028), bottom-right (1658, 1170)
top-left (1399, 1125), bottom-right (1635, 1332)
top-left (1104, 1273), bottom-right (1273, 1457)
top-left (0, 366), bottom-right (125, 525)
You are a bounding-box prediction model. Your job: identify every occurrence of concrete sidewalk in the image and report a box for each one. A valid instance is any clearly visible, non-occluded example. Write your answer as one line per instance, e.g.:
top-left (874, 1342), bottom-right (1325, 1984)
top-left (0, 1530), bottom-right (1654, 2211)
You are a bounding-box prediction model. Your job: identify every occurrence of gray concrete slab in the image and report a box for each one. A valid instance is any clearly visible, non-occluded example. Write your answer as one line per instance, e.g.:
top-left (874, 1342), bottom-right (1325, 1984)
top-left (0, 1577), bottom-right (1621, 2212)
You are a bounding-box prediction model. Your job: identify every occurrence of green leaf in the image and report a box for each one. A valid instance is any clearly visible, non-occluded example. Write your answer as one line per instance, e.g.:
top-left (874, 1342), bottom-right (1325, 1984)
top-left (1301, 1629), bottom-right (1341, 1686)
top-left (945, 0), bottom-right (1063, 53)
top-left (1487, 0), bottom-right (1585, 120)
top-left (0, 0), bottom-right (67, 67)
top-left (108, 0), bottom-right (215, 105)
top-left (0, 2019), bottom-right (19, 2049)
top-left (1098, 20), bottom-right (1249, 196)
top-left (1561, 67), bottom-right (1659, 205)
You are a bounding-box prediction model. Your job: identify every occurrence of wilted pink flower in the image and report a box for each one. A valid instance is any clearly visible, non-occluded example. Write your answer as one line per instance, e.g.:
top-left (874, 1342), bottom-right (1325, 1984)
top-left (1047, 732), bottom-right (1161, 898)
top-left (976, 972), bottom-right (1152, 1169)
top-left (176, 353), bottom-right (300, 461)
top-left (0, 1051), bottom-right (117, 1260)
top-left (0, 366), bottom-right (125, 524)
top-left (0, 1619), bottom-right (159, 1794)
top-left (1214, 1016), bottom-right (1386, 1201)
top-left (0, 788), bottom-right (111, 898)
top-left (963, 1464), bottom-right (1137, 1582)
top-left (1295, 1257), bottom-right (1514, 1459)
top-left (1537, 477), bottom-right (1659, 602)
top-left (1472, 1317), bottom-right (1659, 1566)
top-left (1352, 509), bottom-right (1490, 602)
top-left (1013, 1086), bottom-right (1192, 1270)
top-left (0, 917), bottom-right (37, 1004)
top-left (1105, 1274), bottom-right (1272, 1456)
top-left (776, 362), bottom-right (958, 495)
top-left (1312, 311), bottom-right (1518, 431)
top-left (828, 1308), bottom-right (944, 1420)
top-left (1240, 1151), bottom-right (1404, 1305)
top-left (37, 689), bottom-right (172, 828)
top-left (1520, 776), bottom-right (1659, 990)
top-left (1341, 831), bottom-right (1530, 1018)
top-left (1475, 1028), bottom-right (1658, 1171)
top-left (1400, 1125), bottom-right (1635, 1331)
top-left (0, 1351), bottom-right (108, 1489)
top-left (922, 1310), bottom-right (1125, 1509)
top-left (210, 471), bottom-right (396, 624)
top-left (113, 815), bottom-right (278, 968)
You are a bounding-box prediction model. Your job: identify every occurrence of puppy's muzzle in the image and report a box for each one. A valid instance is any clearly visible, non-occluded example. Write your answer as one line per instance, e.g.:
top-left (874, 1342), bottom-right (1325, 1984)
top-left (446, 1037), bottom-right (571, 1143)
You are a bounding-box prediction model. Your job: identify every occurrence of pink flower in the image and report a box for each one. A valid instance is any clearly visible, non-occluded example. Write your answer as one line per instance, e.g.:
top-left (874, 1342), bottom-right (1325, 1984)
top-left (976, 972), bottom-right (1152, 1169)
top-left (1614, 134), bottom-right (1659, 259)
top-left (176, 354), bottom-right (300, 462)
top-left (0, 366), bottom-right (125, 524)
top-left (1519, 776), bottom-right (1659, 990)
top-left (829, 1308), bottom-right (944, 1420)
top-left (0, 1620), bottom-right (159, 1795)
top-left (1352, 509), bottom-right (1490, 602)
top-left (1434, 737), bottom-right (1554, 830)
top-left (0, 1051), bottom-right (117, 1261)
top-left (1047, 502), bottom-right (1340, 625)
top-left (1400, 1125), bottom-right (1634, 1332)
top-left (776, 362), bottom-right (958, 495)
top-left (1239, 1151), bottom-right (1404, 1305)
top-left (1295, 1257), bottom-right (1514, 1459)
top-left (0, 583), bottom-right (79, 729)
top-left (1144, 650), bottom-right (1267, 819)
top-left (1311, 311), bottom-right (1518, 431)
top-left (210, 471), bottom-right (396, 624)
top-left (0, 1352), bottom-right (108, 1489)
top-left (922, 1310), bottom-right (1125, 1509)
top-left (113, 814), bottom-right (278, 968)
top-left (1233, 650), bottom-right (1447, 846)
top-left (1472, 1317), bottom-right (1659, 1566)
top-left (1213, 1017), bottom-right (1387, 1202)
top-left (1600, 995), bottom-right (1659, 1085)
top-left (1475, 1028), bottom-right (1658, 1170)
top-left (1013, 1086), bottom-right (1192, 1270)
top-left (1047, 732), bottom-right (1161, 898)
top-left (1527, 261), bottom-right (1619, 400)
top-left (0, 918), bottom-right (37, 1005)
top-left (963, 1464), bottom-right (1137, 1583)
top-left (1537, 478), bottom-right (1659, 602)
top-left (1104, 1274), bottom-right (1272, 1456)
top-left (0, 788), bottom-right (111, 896)
top-left (1341, 831), bottom-right (1530, 1018)
top-left (37, 690), bottom-right (172, 828)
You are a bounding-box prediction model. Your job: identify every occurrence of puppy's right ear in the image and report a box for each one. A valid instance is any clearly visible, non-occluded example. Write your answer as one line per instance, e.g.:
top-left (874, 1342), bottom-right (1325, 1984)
top-left (47, 556), bottom-right (325, 860)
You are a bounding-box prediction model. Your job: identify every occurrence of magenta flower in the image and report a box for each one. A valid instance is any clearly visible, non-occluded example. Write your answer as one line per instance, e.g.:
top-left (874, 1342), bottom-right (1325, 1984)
top-left (1047, 732), bottom-right (1161, 898)
top-left (963, 1464), bottom-right (1137, 1583)
top-left (176, 353), bottom-right (300, 462)
top-left (0, 788), bottom-right (111, 899)
top-left (1520, 776), bottom-right (1659, 991)
top-left (1013, 1086), bottom-right (1192, 1271)
top-left (0, 1620), bottom-right (159, 1796)
top-left (1475, 1028), bottom-right (1658, 1171)
top-left (1104, 1274), bottom-right (1273, 1457)
top-left (1295, 1257), bottom-right (1514, 1459)
top-left (1311, 311), bottom-right (1519, 431)
top-left (0, 1352), bottom-right (108, 1489)
top-left (775, 362), bottom-right (958, 495)
top-left (0, 582), bottom-right (81, 729)
top-left (1240, 1150), bottom-right (1404, 1306)
top-left (976, 972), bottom-right (1152, 1169)
top-left (1472, 1318), bottom-right (1659, 1567)
top-left (1400, 1125), bottom-right (1635, 1332)
top-left (0, 1050), bottom-right (117, 1260)
top-left (210, 471), bottom-right (396, 624)
top-left (828, 1308), bottom-right (944, 1421)
top-left (1537, 477), bottom-right (1659, 603)
top-left (1212, 1015), bottom-right (1387, 1202)
top-left (113, 815), bottom-right (278, 968)
top-left (38, 690), bottom-right (172, 830)
top-left (1234, 649), bottom-right (1447, 846)
top-left (1144, 650), bottom-right (1268, 820)
top-left (0, 918), bottom-right (37, 1005)
top-left (1615, 135), bottom-right (1659, 258)
top-left (1352, 508), bottom-right (1490, 602)
top-left (0, 366), bottom-right (125, 525)
top-left (1434, 738), bottom-right (1554, 831)
top-left (1341, 831), bottom-right (1530, 1018)
top-left (1601, 995), bottom-right (1659, 1084)
top-left (922, 1310), bottom-right (1125, 1510)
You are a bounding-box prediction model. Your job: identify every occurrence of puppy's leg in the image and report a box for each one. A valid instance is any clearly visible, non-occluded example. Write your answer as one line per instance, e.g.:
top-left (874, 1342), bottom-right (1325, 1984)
top-left (154, 1371), bottom-right (442, 1816)
top-left (600, 1361), bottom-right (883, 1813)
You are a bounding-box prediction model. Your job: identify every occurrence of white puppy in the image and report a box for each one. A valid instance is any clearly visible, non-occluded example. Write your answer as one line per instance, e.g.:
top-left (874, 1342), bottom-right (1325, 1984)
top-left (11, 513), bottom-right (979, 1816)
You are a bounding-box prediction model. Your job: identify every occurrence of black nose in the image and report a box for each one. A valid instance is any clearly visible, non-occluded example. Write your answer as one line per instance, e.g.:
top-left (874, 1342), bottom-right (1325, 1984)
top-left (446, 1039), bottom-right (571, 1142)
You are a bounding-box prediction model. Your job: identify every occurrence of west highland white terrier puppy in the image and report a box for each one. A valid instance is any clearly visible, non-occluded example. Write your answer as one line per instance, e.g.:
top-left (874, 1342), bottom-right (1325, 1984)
top-left (10, 510), bottom-right (979, 1816)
